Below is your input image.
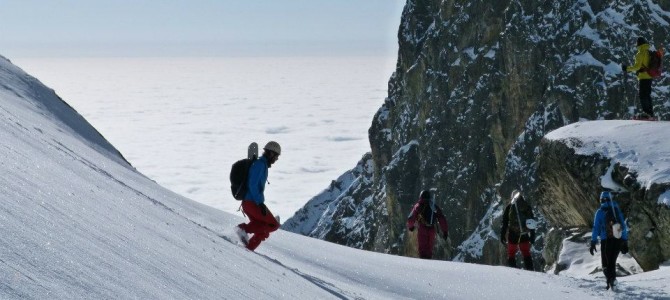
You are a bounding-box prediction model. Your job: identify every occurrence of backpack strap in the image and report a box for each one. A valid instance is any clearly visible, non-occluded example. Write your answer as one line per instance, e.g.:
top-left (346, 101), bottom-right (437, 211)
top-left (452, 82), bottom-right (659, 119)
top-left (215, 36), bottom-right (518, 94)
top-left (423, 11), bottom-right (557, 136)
top-left (428, 199), bottom-right (436, 225)
top-left (416, 200), bottom-right (436, 226)
top-left (609, 202), bottom-right (621, 224)
top-left (513, 202), bottom-right (528, 243)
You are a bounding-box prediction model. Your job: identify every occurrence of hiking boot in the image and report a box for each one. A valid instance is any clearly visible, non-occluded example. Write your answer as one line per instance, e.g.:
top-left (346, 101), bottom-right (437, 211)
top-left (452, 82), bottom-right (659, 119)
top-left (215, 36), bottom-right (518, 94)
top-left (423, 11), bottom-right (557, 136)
top-left (507, 258), bottom-right (517, 268)
top-left (523, 256), bottom-right (534, 271)
top-left (235, 224), bottom-right (249, 245)
top-left (635, 112), bottom-right (657, 121)
top-left (246, 234), bottom-right (262, 251)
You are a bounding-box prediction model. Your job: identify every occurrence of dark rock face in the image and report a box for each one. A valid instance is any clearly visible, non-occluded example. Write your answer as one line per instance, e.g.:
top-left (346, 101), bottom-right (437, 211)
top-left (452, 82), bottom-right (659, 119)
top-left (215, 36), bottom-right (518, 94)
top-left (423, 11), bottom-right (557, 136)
top-left (286, 0), bottom-right (670, 266)
top-left (282, 153), bottom-right (378, 249)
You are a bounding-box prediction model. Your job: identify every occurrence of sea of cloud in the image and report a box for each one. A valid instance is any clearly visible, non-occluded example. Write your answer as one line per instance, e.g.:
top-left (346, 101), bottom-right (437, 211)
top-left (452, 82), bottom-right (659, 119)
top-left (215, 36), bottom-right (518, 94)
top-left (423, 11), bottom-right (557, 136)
top-left (14, 56), bottom-right (396, 218)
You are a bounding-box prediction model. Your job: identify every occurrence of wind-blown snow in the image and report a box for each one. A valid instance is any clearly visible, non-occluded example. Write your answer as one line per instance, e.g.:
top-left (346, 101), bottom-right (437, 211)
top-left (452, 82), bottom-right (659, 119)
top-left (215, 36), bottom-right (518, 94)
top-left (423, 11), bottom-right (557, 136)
top-left (2, 57), bottom-right (670, 298)
top-left (545, 120), bottom-right (670, 206)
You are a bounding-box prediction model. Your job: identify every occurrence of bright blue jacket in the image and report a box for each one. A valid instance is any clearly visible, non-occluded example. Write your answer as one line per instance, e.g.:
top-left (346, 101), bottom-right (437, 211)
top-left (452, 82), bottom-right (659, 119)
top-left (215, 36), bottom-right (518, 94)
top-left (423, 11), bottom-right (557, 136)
top-left (245, 156), bottom-right (269, 205)
top-left (591, 201), bottom-right (628, 242)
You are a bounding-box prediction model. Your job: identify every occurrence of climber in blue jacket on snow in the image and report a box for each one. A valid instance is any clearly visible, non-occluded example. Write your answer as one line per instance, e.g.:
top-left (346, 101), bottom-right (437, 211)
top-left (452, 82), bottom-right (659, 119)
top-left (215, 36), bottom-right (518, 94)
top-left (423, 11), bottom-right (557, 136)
top-left (235, 141), bottom-right (281, 251)
top-left (589, 191), bottom-right (629, 290)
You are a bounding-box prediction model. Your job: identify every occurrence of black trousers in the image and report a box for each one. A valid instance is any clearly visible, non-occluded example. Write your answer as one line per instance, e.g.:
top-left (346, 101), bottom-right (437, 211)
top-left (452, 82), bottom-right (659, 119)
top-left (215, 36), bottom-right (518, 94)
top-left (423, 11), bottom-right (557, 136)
top-left (600, 239), bottom-right (622, 283)
top-left (639, 79), bottom-right (653, 116)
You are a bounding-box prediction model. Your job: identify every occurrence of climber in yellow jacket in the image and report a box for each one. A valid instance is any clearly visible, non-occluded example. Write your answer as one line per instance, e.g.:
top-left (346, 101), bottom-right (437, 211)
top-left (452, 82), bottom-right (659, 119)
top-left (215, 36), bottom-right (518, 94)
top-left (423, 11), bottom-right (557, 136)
top-left (623, 37), bottom-right (654, 119)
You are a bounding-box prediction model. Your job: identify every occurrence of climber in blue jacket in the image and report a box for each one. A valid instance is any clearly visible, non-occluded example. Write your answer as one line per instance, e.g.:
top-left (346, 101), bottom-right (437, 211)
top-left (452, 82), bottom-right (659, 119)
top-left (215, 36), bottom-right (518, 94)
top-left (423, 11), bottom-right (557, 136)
top-left (589, 191), bottom-right (629, 290)
top-left (235, 141), bottom-right (281, 251)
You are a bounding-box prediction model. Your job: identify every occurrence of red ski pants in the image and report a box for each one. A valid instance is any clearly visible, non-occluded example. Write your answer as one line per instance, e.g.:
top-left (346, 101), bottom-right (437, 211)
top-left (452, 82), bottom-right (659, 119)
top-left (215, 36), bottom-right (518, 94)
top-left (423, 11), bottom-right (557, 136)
top-left (240, 201), bottom-right (279, 251)
top-left (507, 241), bottom-right (531, 259)
top-left (417, 226), bottom-right (437, 259)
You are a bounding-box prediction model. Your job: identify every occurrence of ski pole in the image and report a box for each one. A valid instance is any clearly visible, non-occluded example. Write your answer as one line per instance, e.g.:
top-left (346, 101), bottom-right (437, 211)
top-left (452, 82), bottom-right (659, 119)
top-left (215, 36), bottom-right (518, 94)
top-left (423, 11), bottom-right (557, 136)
top-left (623, 66), bottom-right (634, 118)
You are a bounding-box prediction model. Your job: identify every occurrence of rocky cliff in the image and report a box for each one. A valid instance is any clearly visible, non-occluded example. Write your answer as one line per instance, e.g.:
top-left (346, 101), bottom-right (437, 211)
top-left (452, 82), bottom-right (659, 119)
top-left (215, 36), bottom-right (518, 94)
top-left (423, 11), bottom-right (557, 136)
top-left (284, 0), bottom-right (670, 268)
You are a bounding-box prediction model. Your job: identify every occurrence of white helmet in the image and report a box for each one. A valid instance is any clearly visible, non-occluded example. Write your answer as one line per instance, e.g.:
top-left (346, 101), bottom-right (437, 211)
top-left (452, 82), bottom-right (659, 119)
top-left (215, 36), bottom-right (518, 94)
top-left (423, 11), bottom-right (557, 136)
top-left (525, 219), bottom-right (538, 230)
top-left (263, 141), bottom-right (281, 155)
top-left (511, 189), bottom-right (522, 203)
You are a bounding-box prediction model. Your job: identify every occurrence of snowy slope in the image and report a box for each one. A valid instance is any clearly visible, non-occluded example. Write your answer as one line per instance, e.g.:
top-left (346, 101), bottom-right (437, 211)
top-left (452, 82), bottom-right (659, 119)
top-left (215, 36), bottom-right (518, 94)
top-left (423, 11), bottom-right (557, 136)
top-left (1, 56), bottom-right (669, 299)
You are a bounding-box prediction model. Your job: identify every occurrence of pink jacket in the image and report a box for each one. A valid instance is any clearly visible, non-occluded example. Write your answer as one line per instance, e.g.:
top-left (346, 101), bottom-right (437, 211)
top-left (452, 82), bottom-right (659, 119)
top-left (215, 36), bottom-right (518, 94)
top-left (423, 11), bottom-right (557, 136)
top-left (406, 198), bottom-right (449, 234)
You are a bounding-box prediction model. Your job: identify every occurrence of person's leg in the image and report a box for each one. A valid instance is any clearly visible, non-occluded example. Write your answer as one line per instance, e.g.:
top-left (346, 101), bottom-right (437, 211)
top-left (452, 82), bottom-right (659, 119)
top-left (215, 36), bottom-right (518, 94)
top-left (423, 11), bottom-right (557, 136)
top-left (507, 243), bottom-right (519, 267)
top-left (246, 231), bottom-right (269, 251)
top-left (519, 242), bottom-right (534, 271)
top-left (639, 79), bottom-right (653, 116)
top-left (600, 240), bottom-right (609, 283)
top-left (418, 227), bottom-right (436, 259)
top-left (242, 201), bottom-right (280, 250)
top-left (247, 214), bottom-right (280, 251)
top-left (242, 201), bottom-right (279, 232)
top-left (600, 239), bottom-right (620, 287)
top-left (241, 201), bottom-right (262, 233)
top-left (605, 239), bottom-right (621, 285)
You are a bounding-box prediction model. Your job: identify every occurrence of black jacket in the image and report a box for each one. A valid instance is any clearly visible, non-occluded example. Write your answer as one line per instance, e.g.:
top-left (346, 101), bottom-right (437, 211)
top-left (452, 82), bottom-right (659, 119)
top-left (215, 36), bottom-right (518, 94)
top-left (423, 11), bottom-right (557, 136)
top-left (501, 199), bottom-right (535, 244)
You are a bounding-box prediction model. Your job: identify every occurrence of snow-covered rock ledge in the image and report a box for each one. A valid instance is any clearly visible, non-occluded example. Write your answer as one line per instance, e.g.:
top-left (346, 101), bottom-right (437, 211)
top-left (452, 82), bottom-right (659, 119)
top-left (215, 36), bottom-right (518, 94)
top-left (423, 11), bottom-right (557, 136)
top-left (538, 120), bottom-right (670, 272)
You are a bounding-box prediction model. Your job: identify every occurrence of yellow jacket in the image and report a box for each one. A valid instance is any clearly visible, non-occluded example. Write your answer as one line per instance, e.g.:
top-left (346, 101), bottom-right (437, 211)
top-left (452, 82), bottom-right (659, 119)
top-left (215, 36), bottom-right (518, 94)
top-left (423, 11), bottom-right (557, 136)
top-left (627, 43), bottom-right (652, 80)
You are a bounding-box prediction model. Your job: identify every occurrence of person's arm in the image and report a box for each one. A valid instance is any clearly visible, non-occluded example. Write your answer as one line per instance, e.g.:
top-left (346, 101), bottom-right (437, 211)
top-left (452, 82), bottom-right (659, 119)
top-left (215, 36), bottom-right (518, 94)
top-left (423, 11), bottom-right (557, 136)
top-left (406, 200), bottom-right (421, 231)
top-left (627, 50), bottom-right (648, 72)
top-left (528, 204), bottom-right (536, 243)
top-left (617, 205), bottom-right (628, 241)
top-left (589, 209), bottom-right (602, 255)
top-left (591, 210), bottom-right (602, 243)
top-left (246, 160), bottom-right (266, 204)
top-left (436, 207), bottom-right (449, 238)
top-left (500, 205), bottom-right (510, 241)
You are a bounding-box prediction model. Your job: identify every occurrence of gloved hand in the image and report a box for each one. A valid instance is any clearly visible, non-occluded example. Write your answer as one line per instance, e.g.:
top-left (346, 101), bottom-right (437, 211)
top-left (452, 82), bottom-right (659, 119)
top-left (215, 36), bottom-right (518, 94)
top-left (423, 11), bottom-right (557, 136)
top-left (621, 240), bottom-right (629, 254)
top-left (500, 236), bottom-right (507, 245)
top-left (589, 241), bottom-right (597, 256)
top-left (621, 63), bottom-right (627, 71)
top-left (408, 226), bottom-right (415, 232)
top-left (259, 203), bottom-right (268, 216)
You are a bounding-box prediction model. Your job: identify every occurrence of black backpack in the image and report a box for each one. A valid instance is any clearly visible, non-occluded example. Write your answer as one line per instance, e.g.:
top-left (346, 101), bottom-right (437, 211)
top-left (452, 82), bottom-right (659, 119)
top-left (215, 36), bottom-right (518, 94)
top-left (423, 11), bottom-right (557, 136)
top-left (416, 202), bottom-right (436, 226)
top-left (508, 200), bottom-right (533, 233)
top-left (230, 158), bottom-right (255, 200)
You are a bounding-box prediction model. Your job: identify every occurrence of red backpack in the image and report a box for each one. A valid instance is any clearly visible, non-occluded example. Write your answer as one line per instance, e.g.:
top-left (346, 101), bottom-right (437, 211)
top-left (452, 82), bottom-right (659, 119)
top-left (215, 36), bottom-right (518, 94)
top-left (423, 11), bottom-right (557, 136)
top-left (646, 47), bottom-right (664, 78)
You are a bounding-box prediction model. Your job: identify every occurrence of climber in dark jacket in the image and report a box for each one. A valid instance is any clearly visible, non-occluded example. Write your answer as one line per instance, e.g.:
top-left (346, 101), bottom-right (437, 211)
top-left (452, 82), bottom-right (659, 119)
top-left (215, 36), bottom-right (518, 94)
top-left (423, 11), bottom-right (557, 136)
top-left (500, 190), bottom-right (536, 271)
top-left (406, 190), bottom-right (449, 259)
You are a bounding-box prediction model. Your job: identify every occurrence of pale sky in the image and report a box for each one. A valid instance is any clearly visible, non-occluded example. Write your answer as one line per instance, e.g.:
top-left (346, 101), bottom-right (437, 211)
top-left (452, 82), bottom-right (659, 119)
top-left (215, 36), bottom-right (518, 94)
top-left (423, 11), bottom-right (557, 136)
top-left (1, 0), bottom-right (406, 57)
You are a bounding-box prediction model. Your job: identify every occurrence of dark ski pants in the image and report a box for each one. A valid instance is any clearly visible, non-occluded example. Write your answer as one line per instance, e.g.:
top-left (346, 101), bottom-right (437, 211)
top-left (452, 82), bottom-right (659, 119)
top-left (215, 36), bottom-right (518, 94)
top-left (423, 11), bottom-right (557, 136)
top-left (600, 239), bottom-right (621, 284)
top-left (639, 79), bottom-right (653, 116)
top-left (417, 225), bottom-right (437, 259)
top-left (240, 200), bottom-right (279, 251)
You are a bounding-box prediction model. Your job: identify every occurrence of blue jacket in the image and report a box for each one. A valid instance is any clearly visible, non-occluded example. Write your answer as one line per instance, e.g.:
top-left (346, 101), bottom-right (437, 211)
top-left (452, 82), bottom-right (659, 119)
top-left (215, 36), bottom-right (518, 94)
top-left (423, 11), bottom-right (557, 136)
top-left (591, 201), bottom-right (628, 242)
top-left (245, 156), bottom-right (269, 205)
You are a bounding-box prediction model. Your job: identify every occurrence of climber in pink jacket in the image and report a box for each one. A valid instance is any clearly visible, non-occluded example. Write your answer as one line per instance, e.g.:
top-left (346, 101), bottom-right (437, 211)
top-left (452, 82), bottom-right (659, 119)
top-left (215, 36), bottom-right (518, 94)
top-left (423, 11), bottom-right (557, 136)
top-left (406, 190), bottom-right (449, 259)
